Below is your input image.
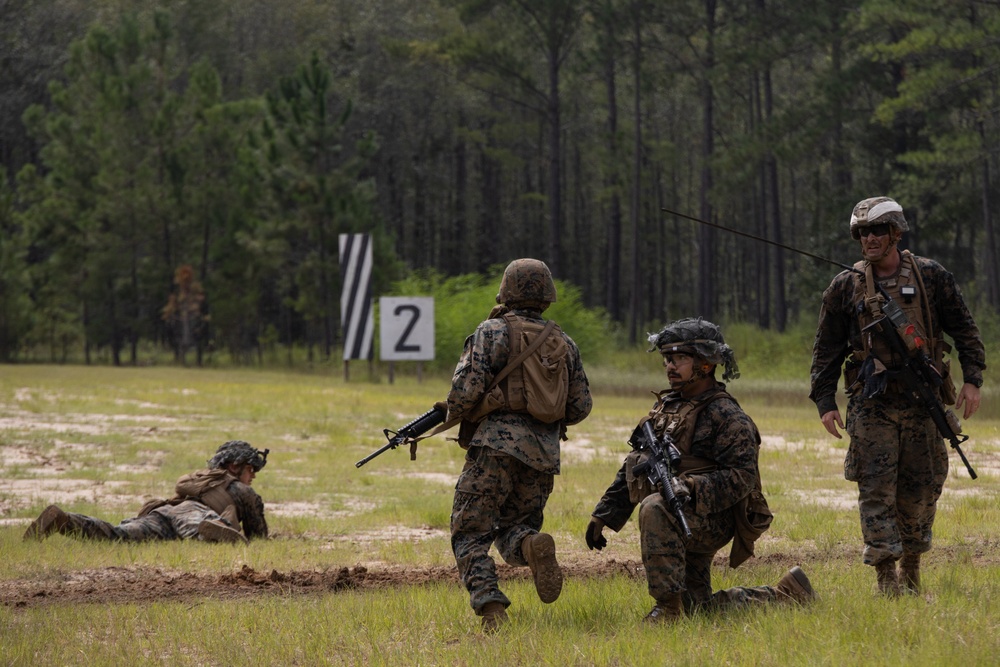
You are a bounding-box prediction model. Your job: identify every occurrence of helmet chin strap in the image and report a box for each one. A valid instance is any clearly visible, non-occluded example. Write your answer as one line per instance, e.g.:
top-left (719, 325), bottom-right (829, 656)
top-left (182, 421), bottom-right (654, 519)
top-left (673, 364), bottom-right (713, 393)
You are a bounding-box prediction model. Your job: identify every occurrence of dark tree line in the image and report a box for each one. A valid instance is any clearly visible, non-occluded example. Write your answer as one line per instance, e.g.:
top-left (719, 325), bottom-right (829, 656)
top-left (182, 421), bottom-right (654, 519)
top-left (1, 0), bottom-right (998, 364)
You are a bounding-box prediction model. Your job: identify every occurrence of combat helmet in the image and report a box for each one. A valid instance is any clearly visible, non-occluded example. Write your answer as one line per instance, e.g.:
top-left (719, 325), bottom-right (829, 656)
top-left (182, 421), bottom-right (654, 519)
top-left (496, 258), bottom-right (558, 308)
top-left (647, 317), bottom-right (740, 381)
top-left (850, 196), bottom-right (909, 240)
top-left (208, 440), bottom-right (269, 472)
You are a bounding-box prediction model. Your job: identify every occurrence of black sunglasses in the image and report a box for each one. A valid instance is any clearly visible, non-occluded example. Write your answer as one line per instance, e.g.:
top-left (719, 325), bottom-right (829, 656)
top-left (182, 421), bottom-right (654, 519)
top-left (855, 223), bottom-right (891, 238)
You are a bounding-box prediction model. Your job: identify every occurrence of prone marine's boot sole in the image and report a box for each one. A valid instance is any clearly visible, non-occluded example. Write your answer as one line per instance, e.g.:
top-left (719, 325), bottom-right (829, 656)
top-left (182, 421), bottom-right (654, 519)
top-left (22, 505), bottom-right (69, 541)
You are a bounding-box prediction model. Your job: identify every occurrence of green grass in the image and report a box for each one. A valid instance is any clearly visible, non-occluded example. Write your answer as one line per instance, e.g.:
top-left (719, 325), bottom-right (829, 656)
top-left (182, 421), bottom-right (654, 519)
top-left (1, 362), bottom-right (999, 666)
top-left (2, 568), bottom-right (998, 665)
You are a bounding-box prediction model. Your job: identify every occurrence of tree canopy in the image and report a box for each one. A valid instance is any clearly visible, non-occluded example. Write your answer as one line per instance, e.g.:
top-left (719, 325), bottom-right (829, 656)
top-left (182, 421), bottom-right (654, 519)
top-left (2, 0), bottom-right (997, 364)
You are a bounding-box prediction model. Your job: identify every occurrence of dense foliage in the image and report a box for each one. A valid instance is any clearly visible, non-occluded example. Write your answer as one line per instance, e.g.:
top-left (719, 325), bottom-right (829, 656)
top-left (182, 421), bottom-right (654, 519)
top-left (389, 268), bottom-right (620, 371)
top-left (1, 0), bottom-right (998, 365)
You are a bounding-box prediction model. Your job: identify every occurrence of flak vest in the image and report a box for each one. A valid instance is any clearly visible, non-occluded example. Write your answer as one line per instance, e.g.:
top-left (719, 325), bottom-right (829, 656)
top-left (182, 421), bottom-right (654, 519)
top-left (626, 386), bottom-right (772, 567)
top-left (848, 250), bottom-right (957, 404)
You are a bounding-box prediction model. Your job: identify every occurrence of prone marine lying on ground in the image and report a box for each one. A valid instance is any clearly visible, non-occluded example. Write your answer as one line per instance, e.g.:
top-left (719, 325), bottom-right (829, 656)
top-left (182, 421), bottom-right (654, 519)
top-left (23, 441), bottom-right (269, 545)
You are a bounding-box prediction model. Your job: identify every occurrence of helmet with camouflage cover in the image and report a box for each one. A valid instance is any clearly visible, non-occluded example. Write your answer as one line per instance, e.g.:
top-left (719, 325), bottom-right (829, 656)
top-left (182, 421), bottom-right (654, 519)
top-left (208, 441), bottom-right (269, 472)
top-left (850, 196), bottom-right (909, 240)
top-left (647, 317), bottom-right (740, 381)
top-left (496, 258), bottom-right (558, 308)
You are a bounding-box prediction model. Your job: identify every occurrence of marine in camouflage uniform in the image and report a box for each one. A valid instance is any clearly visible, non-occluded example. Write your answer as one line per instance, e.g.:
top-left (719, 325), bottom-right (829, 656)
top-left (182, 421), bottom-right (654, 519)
top-left (24, 441), bottom-right (270, 545)
top-left (448, 258), bottom-right (592, 632)
top-left (587, 318), bottom-right (815, 623)
top-left (810, 196), bottom-right (985, 595)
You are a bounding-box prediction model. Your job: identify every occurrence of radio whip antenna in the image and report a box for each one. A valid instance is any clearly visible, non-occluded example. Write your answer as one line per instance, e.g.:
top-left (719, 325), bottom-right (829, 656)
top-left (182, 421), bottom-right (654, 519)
top-left (660, 207), bottom-right (859, 275)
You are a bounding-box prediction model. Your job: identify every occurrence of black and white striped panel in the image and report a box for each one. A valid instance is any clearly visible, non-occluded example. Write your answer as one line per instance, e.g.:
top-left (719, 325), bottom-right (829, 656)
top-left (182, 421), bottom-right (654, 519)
top-left (339, 233), bottom-right (373, 360)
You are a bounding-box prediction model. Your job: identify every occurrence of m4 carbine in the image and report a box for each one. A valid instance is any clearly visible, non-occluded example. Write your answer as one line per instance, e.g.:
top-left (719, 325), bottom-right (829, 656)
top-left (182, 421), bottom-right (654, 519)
top-left (863, 282), bottom-right (977, 479)
top-left (355, 405), bottom-right (447, 468)
top-left (632, 420), bottom-right (692, 540)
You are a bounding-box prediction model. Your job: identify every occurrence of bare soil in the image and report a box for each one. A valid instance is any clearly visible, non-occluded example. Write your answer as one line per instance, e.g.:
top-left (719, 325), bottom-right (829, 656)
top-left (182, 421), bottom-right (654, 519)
top-left (6, 543), bottom-right (999, 610)
top-left (0, 556), bottom-right (649, 610)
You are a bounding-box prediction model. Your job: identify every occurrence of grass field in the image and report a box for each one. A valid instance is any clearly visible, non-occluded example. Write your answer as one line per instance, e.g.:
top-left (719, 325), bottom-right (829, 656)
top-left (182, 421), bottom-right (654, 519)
top-left (1, 363), bottom-right (998, 666)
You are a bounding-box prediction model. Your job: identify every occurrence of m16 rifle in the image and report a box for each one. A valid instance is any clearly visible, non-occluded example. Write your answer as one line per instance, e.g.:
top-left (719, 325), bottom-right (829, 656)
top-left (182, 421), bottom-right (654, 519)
top-left (355, 405), bottom-right (447, 468)
top-left (863, 282), bottom-right (977, 479)
top-left (661, 207), bottom-right (979, 480)
top-left (632, 420), bottom-right (692, 540)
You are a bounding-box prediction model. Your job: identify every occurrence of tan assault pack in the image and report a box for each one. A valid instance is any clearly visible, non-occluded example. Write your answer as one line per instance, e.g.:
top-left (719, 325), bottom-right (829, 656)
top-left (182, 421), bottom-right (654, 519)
top-left (500, 312), bottom-right (570, 423)
top-left (136, 469), bottom-right (240, 530)
top-left (465, 313), bottom-right (570, 426)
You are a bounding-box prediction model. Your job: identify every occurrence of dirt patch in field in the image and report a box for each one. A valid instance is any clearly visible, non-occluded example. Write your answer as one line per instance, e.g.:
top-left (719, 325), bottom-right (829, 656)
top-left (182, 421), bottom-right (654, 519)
top-left (0, 557), bottom-right (643, 609)
top-left (4, 542), bottom-right (999, 610)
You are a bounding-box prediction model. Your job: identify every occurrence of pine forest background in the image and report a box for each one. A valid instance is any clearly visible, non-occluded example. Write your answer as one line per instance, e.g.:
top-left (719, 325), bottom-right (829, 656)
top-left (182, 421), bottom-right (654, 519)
top-left (2, 0), bottom-right (999, 368)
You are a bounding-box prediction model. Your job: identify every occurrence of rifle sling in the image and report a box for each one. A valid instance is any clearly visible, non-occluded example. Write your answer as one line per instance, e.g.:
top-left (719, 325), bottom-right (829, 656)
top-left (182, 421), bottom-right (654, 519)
top-left (417, 319), bottom-right (560, 444)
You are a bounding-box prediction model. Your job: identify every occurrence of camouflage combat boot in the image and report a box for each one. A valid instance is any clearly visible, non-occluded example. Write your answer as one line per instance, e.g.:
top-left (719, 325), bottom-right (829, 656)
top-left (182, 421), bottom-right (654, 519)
top-left (899, 553), bottom-right (920, 594)
top-left (522, 532), bottom-right (563, 603)
top-left (197, 519), bottom-right (249, 544)
top-left (480, 602), bottom-right (509, 633)
top-left (643, 592), bottom-right (683, 624)
top-left (875, 559), bottom-right (900, 596)
top-left (22, 505), bottom-right (70, 540)
top-left (775, 566), bottom-right (817, 604)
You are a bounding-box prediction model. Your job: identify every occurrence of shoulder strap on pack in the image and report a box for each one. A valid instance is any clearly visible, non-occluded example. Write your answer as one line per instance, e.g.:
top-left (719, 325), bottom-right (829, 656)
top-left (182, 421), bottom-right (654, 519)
top-left (902, 250), bottom-right (935, 343)
top-left (492, 317), bottom-right (558, 395)
top-left (863, 262), bottom-right (884, 319)
top-left (420, 318), bottom-right (559, 441)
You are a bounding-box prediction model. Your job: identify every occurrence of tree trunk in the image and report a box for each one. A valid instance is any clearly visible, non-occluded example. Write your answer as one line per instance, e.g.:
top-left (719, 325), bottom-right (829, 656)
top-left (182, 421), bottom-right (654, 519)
top-left (547, 44), bottom-right (563, 276)
top-left (698, 0), bottom-right (717, 321)
top-left (981, 121), bottom-right (999, 308)
top-left (828, 9), bottom-right (851, 195)
top-left (477, 124), bottom-right (501, 271)
top-left (604, 40), bottom-right (623, 322)
top-left (762, 64), bottom-right (787, 331)
top-left (454, 116), bottom-right (468, 274)
top-left (628, 3), bottom-right (643, 343)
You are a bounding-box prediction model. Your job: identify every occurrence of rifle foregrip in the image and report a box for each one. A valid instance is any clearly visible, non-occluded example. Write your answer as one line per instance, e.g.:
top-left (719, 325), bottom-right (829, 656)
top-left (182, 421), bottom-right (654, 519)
top-left (398, 406), bottom-right (447, 439)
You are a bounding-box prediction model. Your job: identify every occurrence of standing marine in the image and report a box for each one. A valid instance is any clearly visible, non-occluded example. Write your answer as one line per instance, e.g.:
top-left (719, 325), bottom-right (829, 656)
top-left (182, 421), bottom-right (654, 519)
top-left (587, 318), bottom-right (814, 623)
top-left (810, 196), bottom-right (986, 595)
top-left (446, 258), bottom-right (593, 632)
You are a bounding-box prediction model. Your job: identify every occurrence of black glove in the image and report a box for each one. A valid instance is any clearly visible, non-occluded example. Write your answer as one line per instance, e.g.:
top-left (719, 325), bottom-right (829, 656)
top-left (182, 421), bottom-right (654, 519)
top-left (585, 518), bottom-right (607, 551)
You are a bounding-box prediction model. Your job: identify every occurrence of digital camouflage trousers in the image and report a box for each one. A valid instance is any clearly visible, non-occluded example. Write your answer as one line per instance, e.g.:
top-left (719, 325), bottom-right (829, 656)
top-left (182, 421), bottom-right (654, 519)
top-left (845, 392), bottom-right (949, 566)
top-left (63, 500), bottom-right (225, 541)
top-left (638, 494), bottom-right (781, 613)
top-left (451, 446), bottom-right (554, 613)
